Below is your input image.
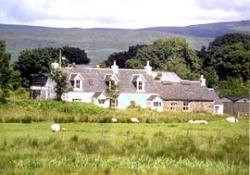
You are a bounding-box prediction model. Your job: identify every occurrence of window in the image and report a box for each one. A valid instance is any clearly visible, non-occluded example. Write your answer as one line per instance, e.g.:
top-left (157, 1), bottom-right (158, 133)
top-left (138, 81), bottom-right (143, 90)
top-left (111, 99), bottom-right (118, 108)
top-left (183, 102), bottom-right (190, 111)
top-left (31, 90), bottom-right (41, 99)
top-left (76, 80), bottom-right (81, 88)
top-left (170, 102), bottom-right (177, 111)
top-left (70, 80), bottom-right (75, 87)
top-left (98, 99), bottom-right (105, 104)
top-left (214, 106), bottom-right (220, 114)
top-left (73, 99), bottom-right (81, 102)
top-left (153, 101), bottom-right (161, 107)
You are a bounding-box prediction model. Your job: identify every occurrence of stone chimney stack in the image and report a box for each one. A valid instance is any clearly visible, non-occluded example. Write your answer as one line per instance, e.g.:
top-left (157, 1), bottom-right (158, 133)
top-left (200, 75), bottom-right (206, 86)
top-left (111, 60), bottom-right (119, 74)
top-left (144, 61), bottom-right (152, 75)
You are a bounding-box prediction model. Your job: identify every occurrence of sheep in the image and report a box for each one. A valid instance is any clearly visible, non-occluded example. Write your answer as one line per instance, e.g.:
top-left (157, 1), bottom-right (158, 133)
top-left (226, 117), bottom-right (238, 123)
top-left (51, 123), bottom-right (60, 132)
top-left (130, 117), bottom-right (140, 123)
top-left (111, 118), bottom-right (118, 123)
top-left (188, 120), bottom-right (208, 124)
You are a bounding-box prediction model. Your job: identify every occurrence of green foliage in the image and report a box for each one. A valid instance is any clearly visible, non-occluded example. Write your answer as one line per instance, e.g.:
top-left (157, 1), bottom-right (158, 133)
top-left (62, 46), bottom-right (90, 64)
top-left (51, 70), bottom-right (68, 101)
top-left (105, 80), bottom-right (119, 108)
top-left (46, 47), bottom-right (90, 64)
top-left (125, 37), bottom-right (201, 79)
top-left (0, 39), bottom-right (11, 103)
top-left (102, 45), bottom-right (146, 68)
top-left (197, 33), bottom-right (250, 96)
top-left (15, 48), bottom-right (52, 87)
top-left (202, 33), bottom-right (250, 81)
top-left (215, 77), bottom-right (249, 97)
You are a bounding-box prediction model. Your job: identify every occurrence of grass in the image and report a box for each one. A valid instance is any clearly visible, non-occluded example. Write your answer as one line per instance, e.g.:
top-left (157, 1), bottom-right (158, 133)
top-left (0, 121), bottom-right (249, 175)
top-left (0, 93), bottom-right (249, 174)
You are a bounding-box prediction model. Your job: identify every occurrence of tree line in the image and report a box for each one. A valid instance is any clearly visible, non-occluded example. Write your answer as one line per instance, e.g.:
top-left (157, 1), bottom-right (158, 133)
top-left (0, 33), bottom-right (249, 103)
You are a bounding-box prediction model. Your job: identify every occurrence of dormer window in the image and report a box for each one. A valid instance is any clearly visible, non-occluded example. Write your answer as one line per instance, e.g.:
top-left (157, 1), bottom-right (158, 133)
top-left (76, 80), bottom-right (81, 88)
top-left (132, 74), bottom-right (146, 92)
top-left (138, 81), bottom-right (143, 91)
top-left (104, 74), bottom-right (118, 87)
top-left (69, 73), bottom-right (83, 91)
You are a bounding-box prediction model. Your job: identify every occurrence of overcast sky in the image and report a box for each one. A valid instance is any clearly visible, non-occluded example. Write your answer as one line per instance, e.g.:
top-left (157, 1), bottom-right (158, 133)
top-left (0, 0), bottom-right (249, 28)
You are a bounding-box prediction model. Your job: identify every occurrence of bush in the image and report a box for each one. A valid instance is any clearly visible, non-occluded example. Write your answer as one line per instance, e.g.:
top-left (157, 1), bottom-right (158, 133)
top-left (21, 116), bottom-right (32, 123)
top-left (70, 135), bottom-right (79, 142)
top-left (4, 117), bottom-right (21, 123)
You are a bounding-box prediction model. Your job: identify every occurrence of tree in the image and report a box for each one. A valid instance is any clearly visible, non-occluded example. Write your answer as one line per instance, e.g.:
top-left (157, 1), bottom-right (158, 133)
top-left (0, 39), bottom-right (11, 103)
top-left (62, 46), bottom-right (90, 64)
top-left (105, 80), bottom-right (119, 108)
top-left (51, 70), bottom-right (68, 101)
top-left (215, 78), bottom-right (249, 97)
top-left (101, 45), bottom-right (146, 68)
top-left (204, 33), bottom-right (250, 81)
top-left (15, 48), bottom-right (52, 87)
top-left (15, 46), bottom-right (90, 87)
top-left (125, 37), bottom-right (201, 79)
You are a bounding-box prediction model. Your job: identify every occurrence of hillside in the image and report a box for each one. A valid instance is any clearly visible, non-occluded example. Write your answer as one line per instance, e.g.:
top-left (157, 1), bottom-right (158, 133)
top-left (0, 20), bottom-right (249, 65)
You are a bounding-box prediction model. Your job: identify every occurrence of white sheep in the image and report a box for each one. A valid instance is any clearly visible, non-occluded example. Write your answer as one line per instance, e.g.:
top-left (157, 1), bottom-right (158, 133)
top-left (188, 120), bottom-right (208, 124)
top-left (130, 117), bottom-right (140, 123)
top-left (51, 123), bottom-right (60, 132)
top-left (226, 117), bottom-right (238, 123)
top-left (111, 118), bottom-right (118, 123)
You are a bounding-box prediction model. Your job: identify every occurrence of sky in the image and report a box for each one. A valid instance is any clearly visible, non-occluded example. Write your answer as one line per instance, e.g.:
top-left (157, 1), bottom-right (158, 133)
top-left (0, 0), bottom-right (249, 29)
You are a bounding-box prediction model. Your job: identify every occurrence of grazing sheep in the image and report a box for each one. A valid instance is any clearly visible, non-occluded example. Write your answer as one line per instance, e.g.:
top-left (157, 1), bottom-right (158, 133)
top-left (111, 118), bottom-right (118, 123)
top-left (188, 120), bottom-right (208, 124)
top-left (130, 118), bottom-right (140, 123)
top-left (51, 123), bottom-right (60, 132)
top-left (226, 117), bottom-right (238, 123)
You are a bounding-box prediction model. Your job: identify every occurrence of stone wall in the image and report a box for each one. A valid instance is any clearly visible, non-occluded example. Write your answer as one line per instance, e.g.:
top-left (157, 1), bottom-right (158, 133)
top-left (164, 100), bottom-right (214, 113)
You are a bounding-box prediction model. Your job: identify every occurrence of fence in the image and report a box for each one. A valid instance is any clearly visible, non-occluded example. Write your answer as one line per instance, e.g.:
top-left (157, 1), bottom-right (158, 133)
top-left (223, 102), bottom-right (250, 117)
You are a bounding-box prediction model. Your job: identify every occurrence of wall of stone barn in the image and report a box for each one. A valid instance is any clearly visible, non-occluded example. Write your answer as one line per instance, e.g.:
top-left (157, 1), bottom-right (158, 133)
top-left (163, 100), bottom-right (214, 112)
top-left (190, 101), bottom-right (214, 113)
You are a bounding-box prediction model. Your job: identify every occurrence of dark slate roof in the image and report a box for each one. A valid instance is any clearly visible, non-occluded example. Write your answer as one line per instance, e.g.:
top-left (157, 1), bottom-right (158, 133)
top-left (31, 74), bottom-right (48, 86)
top-left (151, 81), bottom-right (221, 102)
top-left (222, 96), bottom-right (250, 103)
top-left (104, 74), bottom-right (112, 81)
top-left (147, 95), bottom-right (161, 101)
top-left (131, 75), bottom-right (140, 82)
top-left (222, 96), bottom-right (242, 102)
top-left (69, 73), bottom-right (77, 81)
top-left (92, 92), bottom-right (102, 98)
top-left (63, 66), bottom-right (221, 102)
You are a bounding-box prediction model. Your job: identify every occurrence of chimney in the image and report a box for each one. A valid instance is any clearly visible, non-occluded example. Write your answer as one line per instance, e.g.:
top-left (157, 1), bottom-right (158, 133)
top-left (111, 60), bottom-right (119, 74)
top-left (144, 61), bottom-right (152, 75)
top-left (200, 75), bottom-right (206, 86)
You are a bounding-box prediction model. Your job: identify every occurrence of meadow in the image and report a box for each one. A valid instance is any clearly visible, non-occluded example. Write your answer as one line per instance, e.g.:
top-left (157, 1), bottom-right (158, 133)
top-left (0, 91), bottom-right (249, 175)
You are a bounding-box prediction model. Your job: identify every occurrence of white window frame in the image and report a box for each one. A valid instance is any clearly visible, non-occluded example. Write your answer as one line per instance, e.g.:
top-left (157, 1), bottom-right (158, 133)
top-left (75, 79), bottom-right (81, 89)
top-left (138, 81), bottom-right (143, 90)
top-left (98, 99), bottom-right (106, 104)
top-left (170, 102), bottom-right (177, 111)
top-left (73, 99), bottom-right (81, 102)
top-left (153, 101), bottom-right (161, 107)
top-left (183, 102), bottom-right (190, 112)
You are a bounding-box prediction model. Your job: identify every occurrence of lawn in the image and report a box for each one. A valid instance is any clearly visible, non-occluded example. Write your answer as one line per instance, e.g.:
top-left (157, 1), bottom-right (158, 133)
top-left (0, 120), bottom-right (249, 175)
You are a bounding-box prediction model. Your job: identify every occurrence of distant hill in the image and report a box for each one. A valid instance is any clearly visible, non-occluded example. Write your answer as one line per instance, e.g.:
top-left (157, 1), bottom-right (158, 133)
top-left (137, 20), bottom-right (250, 37)
top-left (0, 20), bottom-right (249, 65)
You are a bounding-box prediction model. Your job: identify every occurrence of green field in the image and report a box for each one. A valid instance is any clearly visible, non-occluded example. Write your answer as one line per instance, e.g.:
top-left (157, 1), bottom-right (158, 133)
top-left (0, 120), bottom-right (249, 175)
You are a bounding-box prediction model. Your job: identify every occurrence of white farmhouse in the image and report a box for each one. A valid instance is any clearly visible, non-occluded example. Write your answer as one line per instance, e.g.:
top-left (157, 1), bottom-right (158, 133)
top-left (58, 61), bottom-right (223, 114)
